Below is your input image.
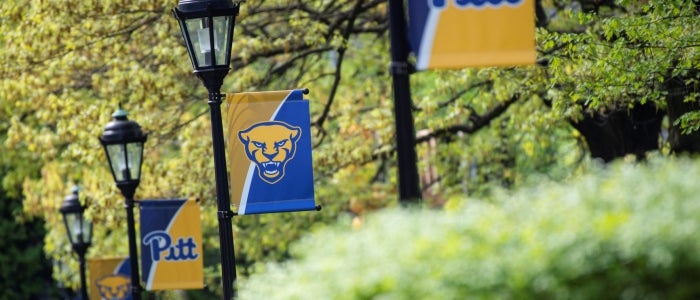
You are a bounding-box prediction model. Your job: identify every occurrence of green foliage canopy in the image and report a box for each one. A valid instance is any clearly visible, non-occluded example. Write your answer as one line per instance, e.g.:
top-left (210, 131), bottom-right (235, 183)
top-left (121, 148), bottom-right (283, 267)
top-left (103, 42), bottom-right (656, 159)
top-left (0, 0), bottom-right (698, 296)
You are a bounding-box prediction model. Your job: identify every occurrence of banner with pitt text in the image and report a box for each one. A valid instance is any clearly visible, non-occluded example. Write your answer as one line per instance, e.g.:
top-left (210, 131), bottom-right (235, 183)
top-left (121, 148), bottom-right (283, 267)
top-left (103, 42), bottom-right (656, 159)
top-left (89, 257), bottom-right (132, 300)
top-left (225, 89), bottom-right (317, 215)
top-left (408, 0), bottom-right (535, 70)
top-left (139, 198), bottom-right (204, 290)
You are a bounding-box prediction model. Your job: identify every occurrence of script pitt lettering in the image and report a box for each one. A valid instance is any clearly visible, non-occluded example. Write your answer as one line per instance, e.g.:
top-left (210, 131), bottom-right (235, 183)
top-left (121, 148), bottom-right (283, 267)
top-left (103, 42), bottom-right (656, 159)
top-left (142, 231), bottom-right (199, 262)
top-left (430, 0), bottom-right (523, 9)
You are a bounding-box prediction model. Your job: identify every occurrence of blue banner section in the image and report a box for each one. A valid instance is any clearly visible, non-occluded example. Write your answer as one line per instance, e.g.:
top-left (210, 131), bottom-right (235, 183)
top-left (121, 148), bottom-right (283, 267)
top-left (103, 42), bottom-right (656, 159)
top-left (226, 89), bottom-right (317, 215)
top-left (408, 0), bottom-right (430, 57)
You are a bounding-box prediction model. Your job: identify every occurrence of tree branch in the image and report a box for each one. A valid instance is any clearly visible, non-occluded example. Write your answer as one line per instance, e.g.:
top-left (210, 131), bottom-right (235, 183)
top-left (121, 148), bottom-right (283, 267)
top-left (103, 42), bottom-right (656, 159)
top-left (416, 94), bottom-right (520, 144)
top-left (313, 0), bottom-right (365, 130)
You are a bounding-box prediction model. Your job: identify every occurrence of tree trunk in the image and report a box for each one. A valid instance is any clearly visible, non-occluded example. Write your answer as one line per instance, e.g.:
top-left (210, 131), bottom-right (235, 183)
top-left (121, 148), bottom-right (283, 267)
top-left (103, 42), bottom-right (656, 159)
top-left (571, 103), bottom-right (664, 162)
top-left (665, 71), bottom-right (700, 154)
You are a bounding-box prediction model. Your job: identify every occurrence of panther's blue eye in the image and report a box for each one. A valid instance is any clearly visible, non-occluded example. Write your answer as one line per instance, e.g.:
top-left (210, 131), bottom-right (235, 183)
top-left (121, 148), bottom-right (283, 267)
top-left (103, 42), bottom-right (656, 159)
top-left (253, 141), bottom-right (264, 148)
top-left (431, 0), bottom-right (446, 8)
top-left (275, 140), bottom-right (287, 147)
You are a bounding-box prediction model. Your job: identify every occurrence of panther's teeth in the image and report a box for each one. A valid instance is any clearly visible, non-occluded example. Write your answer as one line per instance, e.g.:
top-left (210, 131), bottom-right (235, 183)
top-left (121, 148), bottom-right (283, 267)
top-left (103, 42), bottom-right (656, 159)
top-left (262, 162), bottom-right (281, 168)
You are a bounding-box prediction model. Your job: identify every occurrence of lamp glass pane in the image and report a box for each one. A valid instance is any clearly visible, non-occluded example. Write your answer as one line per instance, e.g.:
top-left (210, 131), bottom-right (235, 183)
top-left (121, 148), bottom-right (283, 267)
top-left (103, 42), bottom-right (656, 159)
top-left (213, 15), bottom-right (231, 66)
top-left (178, 20), bottom-right (196, 68)
top-left (106, 144), bottom-right (127, 181)
top-left (126, 142), bottom-right (143, 181)
top-left (186, 17), bottom-right (213, 67)
top-left (83, 221), bottom-right (93, 244)
top-left (64, 212), bottom-right (82, 244)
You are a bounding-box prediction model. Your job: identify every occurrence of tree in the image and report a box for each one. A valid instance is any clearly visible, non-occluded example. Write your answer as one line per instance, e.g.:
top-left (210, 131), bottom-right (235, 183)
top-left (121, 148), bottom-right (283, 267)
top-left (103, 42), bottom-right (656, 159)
top-left (0, 0), bottom-right (396, 293)
top-left (0, 167), bottom-right (55, 298)
top-left (1, 0), bottom-right (698, 296)
top-left (536, 0), bottom-right (700, 161)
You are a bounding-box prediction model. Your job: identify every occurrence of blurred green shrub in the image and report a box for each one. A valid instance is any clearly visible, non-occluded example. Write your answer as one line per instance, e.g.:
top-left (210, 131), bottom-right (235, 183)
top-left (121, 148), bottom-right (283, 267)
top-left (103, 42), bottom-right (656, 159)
top-left (239, 158), bottom-right (700, 300)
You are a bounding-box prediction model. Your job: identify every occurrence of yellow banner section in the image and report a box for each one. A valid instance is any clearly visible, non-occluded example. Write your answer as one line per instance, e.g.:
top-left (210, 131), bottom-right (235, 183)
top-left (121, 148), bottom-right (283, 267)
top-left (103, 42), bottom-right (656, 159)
top-left (410, 0), bottom-right (536, 69)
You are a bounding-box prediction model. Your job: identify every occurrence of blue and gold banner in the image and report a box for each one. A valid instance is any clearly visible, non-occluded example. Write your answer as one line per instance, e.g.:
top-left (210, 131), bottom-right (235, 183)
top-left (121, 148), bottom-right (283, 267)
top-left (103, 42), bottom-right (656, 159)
top-left (139, 198), bottom-right (204, 290)
top-left (225, 89), bottom-right (317, 215)
top-left (408, 0), bottom-right (535, 69)
top-left (88, 257), bottom-right (132, 300)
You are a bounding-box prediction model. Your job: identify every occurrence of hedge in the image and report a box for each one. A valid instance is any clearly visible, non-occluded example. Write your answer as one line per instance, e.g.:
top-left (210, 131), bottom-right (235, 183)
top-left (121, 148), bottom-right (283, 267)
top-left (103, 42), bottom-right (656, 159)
top-left (239, 158), bottom-right (700, 299)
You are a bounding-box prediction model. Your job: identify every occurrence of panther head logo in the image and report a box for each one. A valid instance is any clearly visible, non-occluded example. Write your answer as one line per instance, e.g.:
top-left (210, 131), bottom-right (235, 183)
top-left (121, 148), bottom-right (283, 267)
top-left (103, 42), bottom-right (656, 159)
top-left (238, 121), bottom-right (301, 184)
top-left (96, 274), bottom-right (130, 300)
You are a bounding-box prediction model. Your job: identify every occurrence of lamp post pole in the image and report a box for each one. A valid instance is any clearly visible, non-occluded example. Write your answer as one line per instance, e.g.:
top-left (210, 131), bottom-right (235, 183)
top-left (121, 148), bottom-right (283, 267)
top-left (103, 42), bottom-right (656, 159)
top-left (120, 182), bottom-right (142, 300)
top-left (388, 0), bottom-right (422, 204)
top-left (76, 245), bottom-right (88, 300)
top-left (99, 109), bottom-right (148, 300)
top-left (172, 1), bottom-right (241, 298)
top-left (209, 87), bottom-right (238, 300)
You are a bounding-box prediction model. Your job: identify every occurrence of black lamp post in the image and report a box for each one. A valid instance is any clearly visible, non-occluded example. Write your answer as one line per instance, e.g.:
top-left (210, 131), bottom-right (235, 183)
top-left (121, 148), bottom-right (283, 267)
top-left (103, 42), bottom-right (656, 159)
top-left (172, 1), bottom-right (240, 299)
top-left (99, 108), bottom-right (147, 300)
top-left (388, 0), bottom-right (421, 204)
top-left (60, 185), bottom-right (92, 300)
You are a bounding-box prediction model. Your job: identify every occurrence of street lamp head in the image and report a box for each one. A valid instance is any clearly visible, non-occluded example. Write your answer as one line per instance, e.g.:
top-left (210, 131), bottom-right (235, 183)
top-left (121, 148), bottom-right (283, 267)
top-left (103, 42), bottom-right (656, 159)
top-left (99, 108), bottom-right (147, 198)
top-left (60, 185), bottom-right (93, 249)
top-left (173, 0), bottom-right (240, 92)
